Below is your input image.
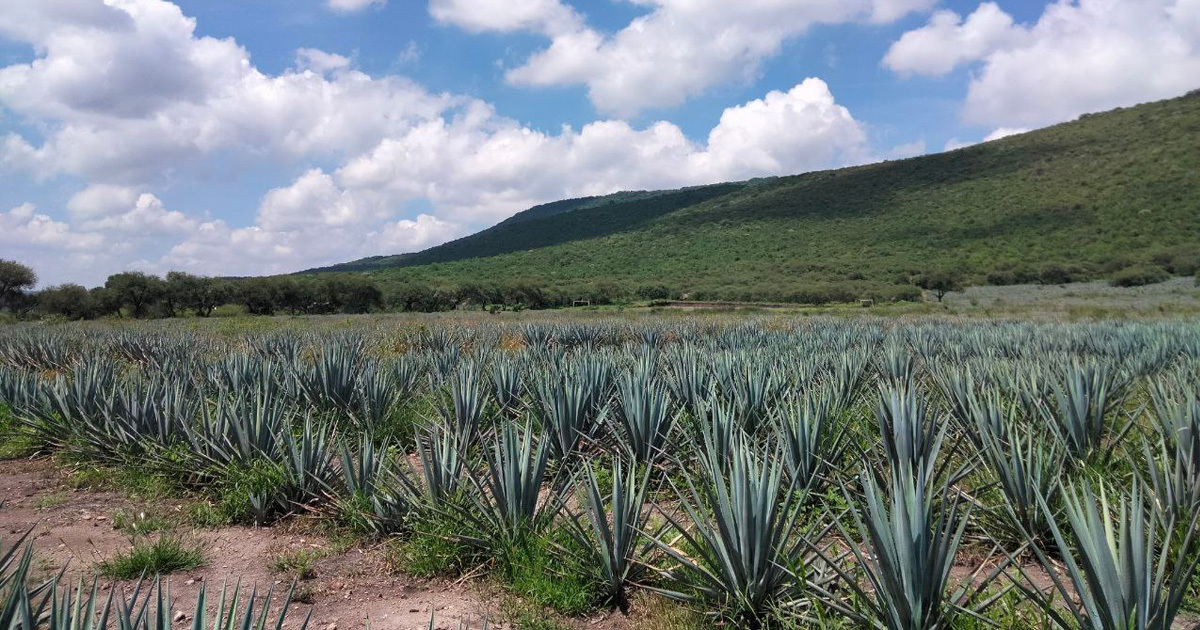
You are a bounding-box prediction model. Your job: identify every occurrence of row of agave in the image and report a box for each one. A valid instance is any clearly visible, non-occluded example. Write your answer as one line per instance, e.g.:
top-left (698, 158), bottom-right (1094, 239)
top-left (1, 317), bottom-right (1199, 628)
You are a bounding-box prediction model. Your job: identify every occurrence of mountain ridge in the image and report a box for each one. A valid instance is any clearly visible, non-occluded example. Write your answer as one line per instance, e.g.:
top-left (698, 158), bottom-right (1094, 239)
top-left (309, 91), bottom-right (1200, 303)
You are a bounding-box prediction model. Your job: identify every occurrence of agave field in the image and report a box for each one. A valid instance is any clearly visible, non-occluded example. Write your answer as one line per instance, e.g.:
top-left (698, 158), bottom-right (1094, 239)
top-left (2, 316), bottom-right (1200, 628)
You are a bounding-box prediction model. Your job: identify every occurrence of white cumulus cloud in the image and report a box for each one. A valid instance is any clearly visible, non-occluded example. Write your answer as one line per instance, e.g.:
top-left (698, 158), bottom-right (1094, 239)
top-left (886, 0), bottom-right (1200, 128)
top-left (433, 0), bottom-right (934, 116)
top-left (883, 3), bottom-right (1026, 75)
top-left (326, 0), bottom-right (385, 14)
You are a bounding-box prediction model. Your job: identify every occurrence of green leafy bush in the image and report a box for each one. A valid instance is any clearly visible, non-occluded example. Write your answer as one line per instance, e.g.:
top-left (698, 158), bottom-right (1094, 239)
top-left (1110, 265), bottom-right (1171, 287)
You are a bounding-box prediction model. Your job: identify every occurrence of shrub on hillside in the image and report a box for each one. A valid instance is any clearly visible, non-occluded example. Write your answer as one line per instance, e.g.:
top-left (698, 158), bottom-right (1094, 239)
top-left (1151, 245), bottom-right (1200, 276)
top-left (635, 284), bottom-right (674, 300)
top-left (1110, 265), bottom-right (1170, 287)
top-left (1037, 263), bottom-right (1077, 285)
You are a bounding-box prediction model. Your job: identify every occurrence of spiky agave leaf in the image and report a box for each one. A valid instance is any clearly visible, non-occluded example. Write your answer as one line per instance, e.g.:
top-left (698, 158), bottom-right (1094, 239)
top-left (36, 576), bottom-right (310, 630)
top-left (773, 389), bottom-right (845, 491)
top-left (973, 398), bottom-right (1065, 545)
top-left (1042, 360), bottom-right (1134, 464)
top-left (534, 373), bottom-right (598, 461)
top-left (610, 372), bottom-right (677, 467)
top-left (874, 385), bottom-right (947, 481)
top-left (566, 457), bottom-right (656, 612)
top-left (334, 432), bottom-right (418, 534)
top-left (1014, 482), bottom-right (1200, 630)
top-left (649, 434), bottom-right (824, 626)
top-left (489, 358), bottom-right (525, 415)
top-left (437, 362), bottom-right (487, 447)
top-left (452, 421), bottom-right (565, 548)
top-left (813, 465), bottom-right (1005, 630)
top-left (415, 420), bottom-right (466, 506)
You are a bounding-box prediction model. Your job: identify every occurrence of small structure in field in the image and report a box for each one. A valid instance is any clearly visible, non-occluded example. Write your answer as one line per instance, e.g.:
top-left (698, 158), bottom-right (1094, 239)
top-left (860, 299), bottom-right (874, 308)
top-left (572, 300), bottom-right (591, 307)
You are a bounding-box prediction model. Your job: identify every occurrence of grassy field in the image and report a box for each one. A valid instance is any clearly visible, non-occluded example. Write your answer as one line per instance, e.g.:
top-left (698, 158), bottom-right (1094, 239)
top-left (312, 91), bottom-right (1200, 303)
top-left (2, 313), bottom-right (1200, 628)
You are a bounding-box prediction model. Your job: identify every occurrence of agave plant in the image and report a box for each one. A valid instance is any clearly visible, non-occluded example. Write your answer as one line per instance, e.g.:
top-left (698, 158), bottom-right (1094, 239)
top-left (664, 345), bottom-right (712, 417)
top-left (650, 434), bottom-right (824, 626)
top-left (298, 342), bottom-right (363, 416)
top-left (1, 530), bottom-right (56, 626)
top-left (454, 422), bottom-right (565, 547)
top-left (877, 340), bottom-right (917, 389)
top-left (873, 385), bottom-right (948, 481)
top-left (610, 373), bottom-right (677, 466)
top-left (438, 363), bottom-right (487, 447)
top-left (1042, 361), bottom-right (1134, 464)
top-left (337, 434), bottom-right (418, 534)
top-left (489, 359), bottom-right (525, 415)
top-left (351, 362), bottom-right (400, 429)
top-left (415, 420), bottom-right (467, 506)
top-left (534, 374), bottom-right (598, 461)
top-left (34, 577), bottom-right (308, 630)
top-left (813, 466), bottom-right (1005, 630)
top-left (691, 395), bottom-right (744, 471)
top-left (1015, 482), bottom-right (1200, 630)
top-left (188, 385), bottom-right (292, 467)
top-left (773, 389), bottom-right (845, 491)
top-left (1147, 379), bottom-right (1200, 514)
top-left (973, 400), bottom-right (1065, 544)
top-left (567, 458), bottom-right (655, 612)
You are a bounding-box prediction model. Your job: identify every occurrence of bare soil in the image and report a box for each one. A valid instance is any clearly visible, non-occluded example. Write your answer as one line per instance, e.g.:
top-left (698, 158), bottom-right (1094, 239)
top-left (0, 458), bottom-right (509, 630)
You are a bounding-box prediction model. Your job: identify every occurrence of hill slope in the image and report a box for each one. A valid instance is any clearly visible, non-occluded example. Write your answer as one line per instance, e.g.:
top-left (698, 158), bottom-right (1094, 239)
top-left (314, 184), bottom-right (746, 273)
top-left (320, 92), bottom-right (1200, 303)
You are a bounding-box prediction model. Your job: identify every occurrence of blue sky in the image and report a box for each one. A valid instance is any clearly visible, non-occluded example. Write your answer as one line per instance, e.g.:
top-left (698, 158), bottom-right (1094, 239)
top-left (1, 0), bottom-right (1197, 286)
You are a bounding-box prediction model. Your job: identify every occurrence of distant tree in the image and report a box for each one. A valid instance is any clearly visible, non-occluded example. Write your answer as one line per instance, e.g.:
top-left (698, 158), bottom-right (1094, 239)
top-left (274, 278), bottom-right (313, 314)
top-left (389, 283), bottom-right (440, 312)
top-left (105, 272), bottom-right (165, 318)
top-left (88, 287), bottom-right (123, 318)
top-left (192, 277), bottom-right (230, 317)
top-left (37, 284), bottom-right (93, 320)
top-left (161, 271), bottom-right (187, 317)
top-left (917, 269), bottom-right (962, 302)
top-left (238, 277), bottom-right (282, 315)
top-left (332, 276), bottom-right (382, 314)
top-left (313, 275), bottom-right (382, 314)
top-left (635, 284), bottom-right (673, 300)
top-left (163, 272), bottom-right (230, 317)
top-left (0, 259), bottom-right (37, 311)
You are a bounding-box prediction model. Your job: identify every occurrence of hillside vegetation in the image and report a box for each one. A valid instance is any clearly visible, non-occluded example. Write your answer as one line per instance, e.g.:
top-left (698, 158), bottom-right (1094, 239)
top-left (321, 92), bottom-right (1200, 304)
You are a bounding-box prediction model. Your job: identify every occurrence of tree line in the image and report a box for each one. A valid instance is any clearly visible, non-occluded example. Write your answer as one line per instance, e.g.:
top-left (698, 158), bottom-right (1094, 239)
top-left (1, 260), bottom-right (392, 320)
top-left (0, 259), bottom-right (638, 320)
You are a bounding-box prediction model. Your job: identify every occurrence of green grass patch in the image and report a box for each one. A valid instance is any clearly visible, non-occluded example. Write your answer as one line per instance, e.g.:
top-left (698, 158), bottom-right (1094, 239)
top-left (188, 501), bottom-right (229, 529)
top-left (0, 406), bottom-right (39, 459)
top-left (34, 493), bottom-right (67, 509)
top-left (269, 548), bottom-right (322, 580)
top-left (63, 462), bottom-right (183, 501)
top-left (98, 535), bottom-right (205, 579)
top-left (495, 527), bottom-right (602, 617)
top-left (385, 508), bottom-right (477, 578)
top-left (212, 458), bottom-right (290, 525)
top-left (499, 597), bottom-right (574, 630)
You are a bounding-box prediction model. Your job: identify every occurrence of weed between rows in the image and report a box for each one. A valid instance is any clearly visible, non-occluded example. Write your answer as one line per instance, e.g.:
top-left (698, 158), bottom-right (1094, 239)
top-left (97, 535), bottom-right (205, 580)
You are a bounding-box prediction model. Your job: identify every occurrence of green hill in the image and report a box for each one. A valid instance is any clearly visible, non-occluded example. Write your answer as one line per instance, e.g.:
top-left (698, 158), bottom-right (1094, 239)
top-left (313, 184), bottom-right (746, 273)
top-left (318, 91), bottom-right (1200, 303)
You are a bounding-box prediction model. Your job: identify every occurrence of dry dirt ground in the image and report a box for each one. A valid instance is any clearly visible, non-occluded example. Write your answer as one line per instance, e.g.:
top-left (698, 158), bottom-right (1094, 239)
top-left (0, 457), bottom-right (642, 630)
